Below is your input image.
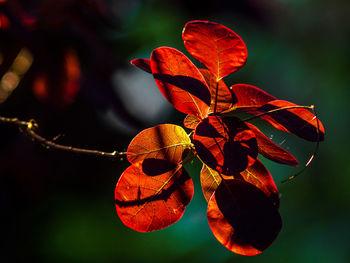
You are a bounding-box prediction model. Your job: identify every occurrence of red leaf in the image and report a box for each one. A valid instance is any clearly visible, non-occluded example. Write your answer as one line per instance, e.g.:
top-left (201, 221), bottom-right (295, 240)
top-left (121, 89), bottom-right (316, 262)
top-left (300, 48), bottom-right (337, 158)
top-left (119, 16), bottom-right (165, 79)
top-left (115, 160), bottom-right (194, 232)
top-left (200, 160), bottom-right (279, 208)
top-left (193, 116), bottom-right (258, 175)
top-left (200, 69), bottom-right (233, 113)
top-left (207, 180), bottom-right (282, 256)
top-left (131, 58), bottom-right (151, 73)
top-left (246, 123), bottom-right (298, 166)
top-left (183, 114), bottom-right (200, 129)
top-left (183, 20), bottom-right (247, 80)
top-left (240, 159), bottom-right (279, 208)
top-left (230, 84), bottom-right (276, 109)
top-left (255, 100), bottom-right (325, 142)
top-left (127, 124), bottom-right (191, 165)
top-left (151, 47), bottom-right (211, 119)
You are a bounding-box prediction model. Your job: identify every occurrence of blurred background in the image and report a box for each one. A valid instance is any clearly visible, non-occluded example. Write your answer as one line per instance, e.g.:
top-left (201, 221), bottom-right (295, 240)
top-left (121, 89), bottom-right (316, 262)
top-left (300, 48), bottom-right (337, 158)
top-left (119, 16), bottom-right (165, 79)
top-left (1, 0), bottom-right (349, 262)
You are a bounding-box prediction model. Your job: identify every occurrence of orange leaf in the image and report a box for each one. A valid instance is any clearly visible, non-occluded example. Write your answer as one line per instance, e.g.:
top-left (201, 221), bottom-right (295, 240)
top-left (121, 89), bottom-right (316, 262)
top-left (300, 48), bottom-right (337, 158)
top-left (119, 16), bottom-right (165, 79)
top-left (200, 164), bottom-right (224, 202)
top-left (151, 47), bottom-right (211, 119)
top-left (255, 100), bottom-right (325, 142)
top-left (193, 116), bottom-right (258, 175)
top-left (200, 160), bottom-right (279, 208)
top-left (200, 69), bottom-right (233, 113)
top-left (230, 84), bottom-right (276, 109)
top-left (131, 58), bottom-right (151, 73)
top-left (127, 124), bottom-right (191, 164)
top-left (183, 114), bottom-right (200, 129)
top-left (246, 123), bottom-right (298, 166)
top-left (115, 160), bottom-right (194, 232)
top-left (183, 20), bottom-right (247, 80)
top-left (207, 180), bottom-right (282, 256)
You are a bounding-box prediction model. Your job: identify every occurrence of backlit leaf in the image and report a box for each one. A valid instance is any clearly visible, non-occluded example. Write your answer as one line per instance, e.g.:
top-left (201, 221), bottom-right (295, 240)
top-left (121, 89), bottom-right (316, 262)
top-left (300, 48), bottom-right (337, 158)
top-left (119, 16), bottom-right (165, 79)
top-left (200, 69), bottom-right (233, 113)
top-left (151, 47), bottom-right (211, 119)
top-left (240, 159), bottom-right (279, 208)
top-left (193, 116), bottom-right (258, 175)
top-left (255, 100), bottom-right (325, 142)
top-left (183, 114), bottom-right (200, 129)
top-left (127, 124), bottom-right (191, 164)
top-left (230, 84), bottom-right (276, 110)
top-left (115, 160), bottom-right (194, 232)
top-left (207, 180), bottom-right (282, 256)
top-left (246, 123), bottom-right (298, 166)
top-left (183, 20), bottom-right (247, 80)
top-left (200, 165), bottom-right (227, 202)
top-left (200, 160), bottom-right (279, 208)
top-left (131, 58), bottom-right (151, 73)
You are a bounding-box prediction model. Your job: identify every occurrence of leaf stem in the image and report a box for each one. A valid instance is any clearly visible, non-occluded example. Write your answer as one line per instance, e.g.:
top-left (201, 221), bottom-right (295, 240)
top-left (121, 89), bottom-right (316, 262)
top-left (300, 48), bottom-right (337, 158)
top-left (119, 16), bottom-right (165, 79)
top-left (213, 81), bottom-right (219, 113)
top-left (0, 116), bottom-right (126, 159)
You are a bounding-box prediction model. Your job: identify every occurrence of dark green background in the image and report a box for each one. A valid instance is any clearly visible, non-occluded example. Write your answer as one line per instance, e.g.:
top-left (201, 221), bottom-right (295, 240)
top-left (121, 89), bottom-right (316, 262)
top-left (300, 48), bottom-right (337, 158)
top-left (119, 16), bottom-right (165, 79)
top-left (1, 0), bottom-right (349, 262)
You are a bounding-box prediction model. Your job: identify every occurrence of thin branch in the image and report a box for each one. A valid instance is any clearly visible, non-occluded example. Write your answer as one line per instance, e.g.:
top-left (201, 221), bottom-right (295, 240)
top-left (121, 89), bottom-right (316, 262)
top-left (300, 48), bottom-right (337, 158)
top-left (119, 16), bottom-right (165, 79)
top-left (0, 116), bottom-right (126, 159)
top-left (282, 105), bottom-right (320, 183)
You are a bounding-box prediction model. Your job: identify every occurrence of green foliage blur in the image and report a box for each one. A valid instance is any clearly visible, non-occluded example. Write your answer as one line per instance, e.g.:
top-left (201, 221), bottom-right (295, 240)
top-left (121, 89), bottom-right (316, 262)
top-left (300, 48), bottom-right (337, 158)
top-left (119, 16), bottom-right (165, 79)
top-left (1, 0), bottom-right (349, 262)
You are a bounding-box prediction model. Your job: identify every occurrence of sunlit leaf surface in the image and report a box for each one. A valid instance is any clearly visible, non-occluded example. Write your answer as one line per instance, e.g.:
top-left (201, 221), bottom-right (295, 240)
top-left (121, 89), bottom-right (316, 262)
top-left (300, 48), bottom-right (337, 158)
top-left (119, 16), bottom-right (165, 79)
top-left (183, 114), bottom-right (200, 129)
top-left (230, 84), bottom-right (276, 109)
top-left (151, 47), bottom-right (211, 119)
top-left (131, 58), bottom-right (151, 73)
top-left (246, 123), bottom-right (298, 166)
top-left (193, 116), bottom-right (258, 175)
top-left (200, 165), bottom-right (225, 202)
top-left (183, 20), bottom-right (247, 80)
top-left (115, 160), bottom-right (194, 232)
top-left (207, 180), bottom-right (282, 256)
top-left (255, 100), bottom-right (325, 142)
top-left (127, 124), bottom-right (191, 164)
top-left (200, 69), bottom-right (233, 113)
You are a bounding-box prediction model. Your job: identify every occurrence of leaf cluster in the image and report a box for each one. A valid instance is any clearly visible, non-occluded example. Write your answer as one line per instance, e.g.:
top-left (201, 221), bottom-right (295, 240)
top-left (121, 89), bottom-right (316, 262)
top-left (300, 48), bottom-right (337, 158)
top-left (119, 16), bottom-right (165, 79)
top-left (115, 20), bottom-right (325, 256)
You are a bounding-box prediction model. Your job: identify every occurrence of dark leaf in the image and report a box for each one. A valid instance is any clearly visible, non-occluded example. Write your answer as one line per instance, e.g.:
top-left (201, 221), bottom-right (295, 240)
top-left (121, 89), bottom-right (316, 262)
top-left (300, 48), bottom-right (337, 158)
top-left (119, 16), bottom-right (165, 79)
top-left (33, 48), bottom-right (81, 109)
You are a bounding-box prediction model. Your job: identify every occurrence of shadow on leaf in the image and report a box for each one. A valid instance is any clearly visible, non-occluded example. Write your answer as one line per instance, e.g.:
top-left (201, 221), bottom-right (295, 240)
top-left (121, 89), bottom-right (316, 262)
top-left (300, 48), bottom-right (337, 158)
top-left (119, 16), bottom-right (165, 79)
top-left (153, 73), bottom-right (211, 107)
top-left (115, 164), bottom-right (192, 208)
top-left (194, 116), bottom-right (258, 175)
top-left (207, 179), bottom-right (282, 256)
top-left (256, 101), bottom-right (324, 142)
top-left (142, 158), bottom-right (177, 176)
